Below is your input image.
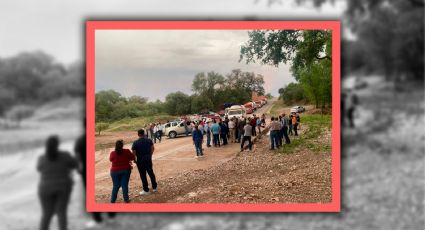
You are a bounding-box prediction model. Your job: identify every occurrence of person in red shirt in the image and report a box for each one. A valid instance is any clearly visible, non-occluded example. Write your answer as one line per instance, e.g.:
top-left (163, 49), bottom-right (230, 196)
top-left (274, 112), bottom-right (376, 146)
top-left (109, 140), bottom-right (135, 203)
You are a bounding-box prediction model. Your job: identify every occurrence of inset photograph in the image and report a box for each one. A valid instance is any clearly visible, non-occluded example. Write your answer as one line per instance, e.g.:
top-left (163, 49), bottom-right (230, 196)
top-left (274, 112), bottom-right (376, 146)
top-left (87, 21), bottom-right (340, 212)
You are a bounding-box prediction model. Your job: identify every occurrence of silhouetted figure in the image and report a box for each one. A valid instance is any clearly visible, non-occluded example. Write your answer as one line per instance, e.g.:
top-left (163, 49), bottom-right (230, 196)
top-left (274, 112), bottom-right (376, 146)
top-left (37, 135), bottom-right (77, 230)
top-left (347, 91), bottom-right (359, 128)
top-left (341, 92), bottom-right (347, 127)
top-left (74, 124), bottom-right (116, 228)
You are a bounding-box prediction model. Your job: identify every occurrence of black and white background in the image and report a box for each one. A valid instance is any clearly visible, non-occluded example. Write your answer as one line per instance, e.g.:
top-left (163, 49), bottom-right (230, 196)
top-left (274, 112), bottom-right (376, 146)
top-left (0, 0), bottom-right (423, 229)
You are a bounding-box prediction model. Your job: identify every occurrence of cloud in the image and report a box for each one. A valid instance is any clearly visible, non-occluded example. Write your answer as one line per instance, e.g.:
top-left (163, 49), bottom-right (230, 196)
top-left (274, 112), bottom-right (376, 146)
top-left (95, 29), bottom-right (296, 101)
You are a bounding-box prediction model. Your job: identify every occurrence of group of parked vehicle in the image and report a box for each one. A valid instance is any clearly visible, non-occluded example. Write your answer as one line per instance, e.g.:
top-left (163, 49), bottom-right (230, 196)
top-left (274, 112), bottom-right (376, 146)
top-left (157, 98), bottom-right (268, 139)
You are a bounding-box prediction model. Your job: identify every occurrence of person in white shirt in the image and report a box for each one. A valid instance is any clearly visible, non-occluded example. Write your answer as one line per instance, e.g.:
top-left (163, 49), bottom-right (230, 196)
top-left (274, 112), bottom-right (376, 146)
top-left (204, 120), bottom-right (212, 147)
top-left (152, 124), bottom-right (159, 143)
top-left (240, 118), bottom-right (253, 151)
top-left (157, 122), bottom-right (163, 143)
top-left (228, 118), bottom-right (236, 143)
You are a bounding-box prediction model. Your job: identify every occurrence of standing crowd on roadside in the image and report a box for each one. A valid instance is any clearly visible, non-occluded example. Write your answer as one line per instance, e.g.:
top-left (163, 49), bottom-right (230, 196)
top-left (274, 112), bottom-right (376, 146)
top-left (35, 110), bottom-right (305, 230)
top-left (144, 122), bottom-right (164, 143)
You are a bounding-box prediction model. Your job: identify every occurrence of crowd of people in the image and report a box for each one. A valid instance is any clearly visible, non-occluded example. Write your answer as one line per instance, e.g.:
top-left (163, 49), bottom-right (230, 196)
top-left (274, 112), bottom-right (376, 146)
top-left (142, 111), bottom-right (301, 156)
top-left (143, 122), bottom-right (164, 143)
top-left (35, 110), bottom-right (303, 230)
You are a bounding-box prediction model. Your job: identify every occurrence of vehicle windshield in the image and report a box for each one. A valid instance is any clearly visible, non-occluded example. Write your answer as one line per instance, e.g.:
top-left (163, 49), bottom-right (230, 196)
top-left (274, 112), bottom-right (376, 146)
top-left (228, 110), bottom-right (241, 115)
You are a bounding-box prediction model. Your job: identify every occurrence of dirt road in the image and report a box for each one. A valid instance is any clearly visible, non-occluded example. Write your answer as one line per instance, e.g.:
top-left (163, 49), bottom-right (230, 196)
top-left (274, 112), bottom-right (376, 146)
top-left (95, 100), bottom-right (276, 202)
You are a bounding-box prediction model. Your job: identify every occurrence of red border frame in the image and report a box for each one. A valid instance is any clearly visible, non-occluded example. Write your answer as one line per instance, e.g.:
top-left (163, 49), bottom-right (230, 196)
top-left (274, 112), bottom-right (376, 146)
top-left (86, 21), bottom-right (340, 212)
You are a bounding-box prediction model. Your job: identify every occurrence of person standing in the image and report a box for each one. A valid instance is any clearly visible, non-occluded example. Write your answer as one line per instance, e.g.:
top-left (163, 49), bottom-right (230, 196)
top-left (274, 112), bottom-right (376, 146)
top-left (228, 118), bottom-right (236, 143)
top-left (269, 117), bottom-right (280, 150)
top-left (261, 114), bottom-right (266, 127)
top-left (292, 113), bottom-right (298, 136)
top-left (192, 125), bottom-right (204, 158)
top-left (109, 140), bottom-right (135, 203)
top-left (281, 113), bottom-right (291, 144)
top-left (277, 115), bottom-right (283, 146)
top-left (240, 118), bottom-right (253, 151)
top-left (347, 91), bottom-right (359, 128)
top-left (256, 116), bottom-right (262, 136)
top-left (234, 117), bottom-right (239, 142)
top-left (183, 118), bottom-right (190, 136)
top-left (250, 115), bottom-right (257, 136)
top-left (149, 123), bottom-right (155, 140)
top-left (198, 122), bottom-right (204, 135)
top-left (204, 120), bottom-right (212, 147)
top-left (288, 114), bottom-right (294, 135)
top-left (211, 119), bottom-right (221, 147)
top-left (219, 120), bottom-right (228, 145)
top-left (296, 113), bottom-right (301, 130)
top-left (224, 116), bottom-right (230, 137)
top-left (38, 135), bottom-right (78, 230)
top-left (152, 124), bottom-right (159, 144)
top-left (132, 129), bottom-right (158, 195)
top-left (157, 122), bottom-right (163, 143)
top-left (237, 117), bottom-right (246, 143)
top-left (74, 122), bottom-right (116, 228)
top-left (341, 92), bottom-right (347, 127)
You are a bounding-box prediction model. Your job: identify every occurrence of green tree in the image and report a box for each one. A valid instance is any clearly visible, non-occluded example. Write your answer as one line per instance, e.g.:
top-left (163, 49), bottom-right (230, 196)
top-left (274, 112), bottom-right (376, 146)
top-left (96, 122), bottom-right (109, 135)
top-left (225, 69), bottom-right (265, 95)
top-left (164, 91), bottom-right (192, 115)
top-left (280, 83), bottom-right (305, 105)
top-left (95, 90), bottom-right (126, 122)
top-left (191, 95), bottom-right (214, 113)
top-left (240, 29), bottom-right (332, 109)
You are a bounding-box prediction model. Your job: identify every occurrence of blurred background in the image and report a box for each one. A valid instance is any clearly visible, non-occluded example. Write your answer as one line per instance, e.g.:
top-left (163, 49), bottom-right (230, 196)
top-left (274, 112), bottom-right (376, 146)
top-left (0, 0), bottom-right (423, 229)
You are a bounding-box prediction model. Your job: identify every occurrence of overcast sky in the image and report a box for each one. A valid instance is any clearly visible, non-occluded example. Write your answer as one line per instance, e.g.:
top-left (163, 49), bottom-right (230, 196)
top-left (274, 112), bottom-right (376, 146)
top-left (95, 30), bottom-right (298, 101)
top-left (0, 0), bottom-right (345, 100)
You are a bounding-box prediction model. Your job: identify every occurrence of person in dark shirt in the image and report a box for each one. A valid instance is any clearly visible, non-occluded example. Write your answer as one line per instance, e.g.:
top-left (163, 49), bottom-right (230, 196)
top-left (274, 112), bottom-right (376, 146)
top-left (132, 129), bottom-right (157, 195)
top-left (192, 125), bottom-right (204, 158)
top-left (219, 120), bottom-right (228, 145)
top-left (109, 140), bottom-right (135, 203)
top-left (237, 117), bottom-right (246, 143)
top-left (38, 135), bottom-right (77, 230)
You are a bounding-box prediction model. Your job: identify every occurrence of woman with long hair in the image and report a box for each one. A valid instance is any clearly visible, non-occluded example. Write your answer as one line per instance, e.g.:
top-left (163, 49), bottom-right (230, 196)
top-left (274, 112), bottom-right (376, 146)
top-left (109, 139), bottom-right (135, 203)
top-left (37, 135), bottom-right (78, 230)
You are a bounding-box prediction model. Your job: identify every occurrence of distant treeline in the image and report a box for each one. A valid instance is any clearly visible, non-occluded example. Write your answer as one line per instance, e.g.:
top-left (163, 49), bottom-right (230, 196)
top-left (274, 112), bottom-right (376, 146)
top-left (0, 51), bottom-right (84, 117)
top-left (96, 69), bottom-right (269, 122)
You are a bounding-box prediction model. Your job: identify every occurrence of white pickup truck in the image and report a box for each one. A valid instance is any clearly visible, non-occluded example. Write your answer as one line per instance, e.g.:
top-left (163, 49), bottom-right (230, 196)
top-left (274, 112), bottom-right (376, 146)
top-left (224, 105), bottom-right (246, 119)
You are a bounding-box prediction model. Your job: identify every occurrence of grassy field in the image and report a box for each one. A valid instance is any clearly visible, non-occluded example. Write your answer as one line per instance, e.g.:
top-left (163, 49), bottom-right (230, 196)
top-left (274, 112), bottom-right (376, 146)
top-left (280, 114), bottom-right (332, 154)
top-left (269, 100), bottom-right (332, 154)
top-left (102, 114), bottom-right (176, 132)
top-left (268, 100), bottom-right (286, 116)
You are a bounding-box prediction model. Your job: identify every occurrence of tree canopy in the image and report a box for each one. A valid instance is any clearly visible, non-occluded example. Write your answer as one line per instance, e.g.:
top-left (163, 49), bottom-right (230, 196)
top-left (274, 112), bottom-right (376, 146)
top-left (0, 51), bottom-right (85, 117)
top-left (240, 30), bottom-right (332, 108)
